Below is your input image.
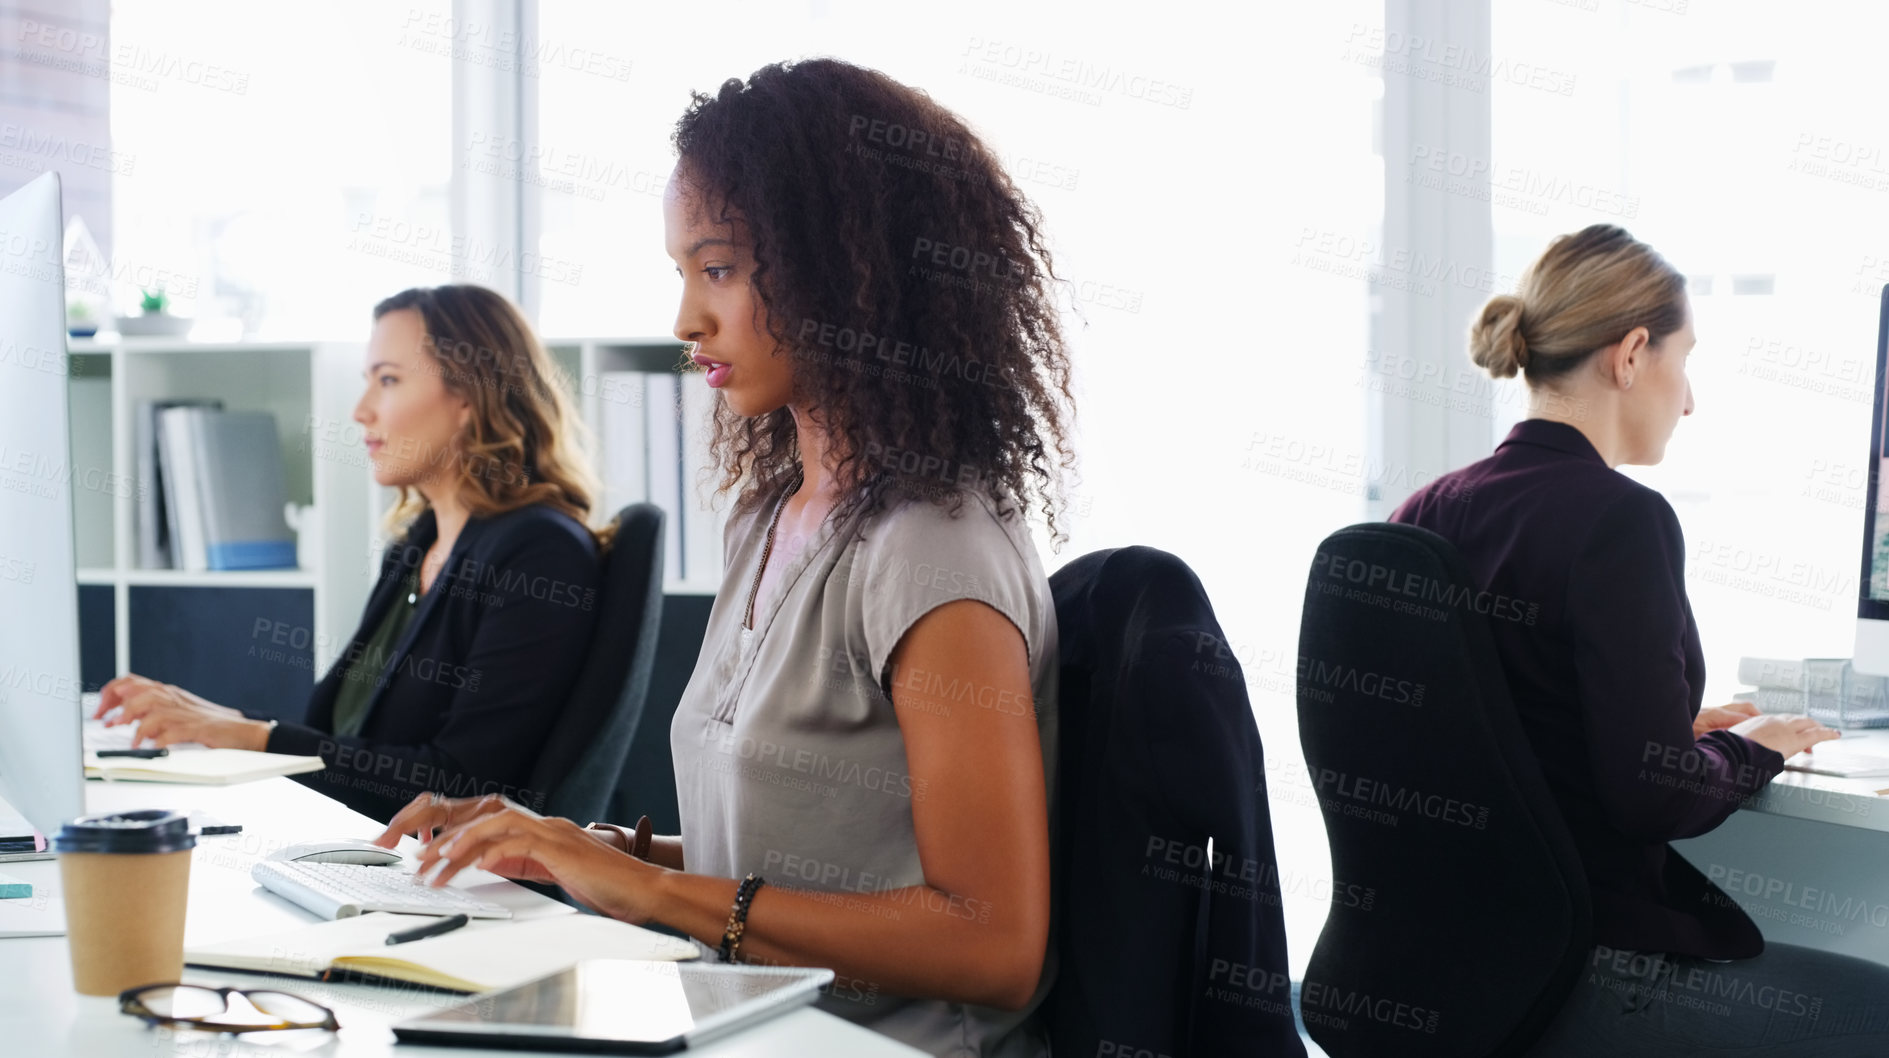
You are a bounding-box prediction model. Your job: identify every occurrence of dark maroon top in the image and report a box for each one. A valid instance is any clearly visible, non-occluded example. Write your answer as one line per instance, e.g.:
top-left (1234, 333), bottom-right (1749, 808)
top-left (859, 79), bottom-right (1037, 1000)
top-left (1391, 418), bottom-right (1784, 959)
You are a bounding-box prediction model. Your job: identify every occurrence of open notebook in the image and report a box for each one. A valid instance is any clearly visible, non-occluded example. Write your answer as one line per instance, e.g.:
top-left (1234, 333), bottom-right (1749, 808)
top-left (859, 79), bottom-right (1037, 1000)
top-left (82, 718), bottom-right (323, 785)
top-left (84, 748), bottom-right (324, 784)
top-left (186, 911), bottom-right (700, 993)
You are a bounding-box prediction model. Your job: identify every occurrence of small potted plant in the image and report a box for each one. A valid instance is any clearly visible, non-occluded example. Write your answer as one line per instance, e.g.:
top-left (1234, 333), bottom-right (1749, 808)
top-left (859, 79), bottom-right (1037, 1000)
top-left (65, 299), bottom-right (99, 338)
top-left (115, 285), bottom-right (192, 337)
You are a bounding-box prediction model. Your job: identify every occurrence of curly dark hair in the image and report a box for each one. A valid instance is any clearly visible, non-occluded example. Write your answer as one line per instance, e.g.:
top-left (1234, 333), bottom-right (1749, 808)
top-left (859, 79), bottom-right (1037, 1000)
top-left (672, 57), bottom-right (1079, 549)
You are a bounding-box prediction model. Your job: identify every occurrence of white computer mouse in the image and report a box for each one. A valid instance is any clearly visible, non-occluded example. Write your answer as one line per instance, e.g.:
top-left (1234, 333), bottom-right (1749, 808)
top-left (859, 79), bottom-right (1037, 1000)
top-left (268, 840), bottom-right (404, 866)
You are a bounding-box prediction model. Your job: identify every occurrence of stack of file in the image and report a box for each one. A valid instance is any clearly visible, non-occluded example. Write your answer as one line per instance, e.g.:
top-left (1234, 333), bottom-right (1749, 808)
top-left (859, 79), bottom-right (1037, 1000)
top-left (1737, 657), bottom-right (1889, 729)
top-left (152, 407), bottom-right (296, 571)
top-left (135, 398), bottom-right (220, 568)
top-left (597, 370), bottom-right (727, 585)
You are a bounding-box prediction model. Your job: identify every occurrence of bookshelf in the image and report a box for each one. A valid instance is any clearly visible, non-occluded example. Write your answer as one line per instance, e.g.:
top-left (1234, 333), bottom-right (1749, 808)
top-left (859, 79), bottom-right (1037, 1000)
top-left (359, 337), bottom-right (725, 593)
top-left (65, 335), bottom-right (725, 712)
top-left (65, 337), bottom-right (371, 713)
top-left (540, 338), bottom-right (727, 595)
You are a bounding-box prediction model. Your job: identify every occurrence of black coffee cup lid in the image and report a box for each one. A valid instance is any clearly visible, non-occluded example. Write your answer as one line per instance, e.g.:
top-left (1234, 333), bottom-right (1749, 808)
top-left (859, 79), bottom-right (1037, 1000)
top-left (52, 809), bottom-right (196, 854)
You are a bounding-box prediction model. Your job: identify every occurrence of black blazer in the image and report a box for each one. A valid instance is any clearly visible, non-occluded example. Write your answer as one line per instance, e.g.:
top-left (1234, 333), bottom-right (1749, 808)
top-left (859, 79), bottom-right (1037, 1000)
top-left (265, 504), bottom-right (601, 822)
top-left (1392, 418), bottom-right (1783, 959)
top-left (1047, 546), bottom-right (1305, 1057)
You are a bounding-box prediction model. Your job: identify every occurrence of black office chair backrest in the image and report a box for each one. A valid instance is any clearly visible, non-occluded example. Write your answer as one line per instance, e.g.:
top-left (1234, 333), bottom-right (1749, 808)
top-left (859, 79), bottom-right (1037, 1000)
top-left (1296, 523), bottom-right (1590, 1058)
top-left (1046, 546), bottom-right (1305, 1058)
top-left (527, 503), bottom-right (665, 822)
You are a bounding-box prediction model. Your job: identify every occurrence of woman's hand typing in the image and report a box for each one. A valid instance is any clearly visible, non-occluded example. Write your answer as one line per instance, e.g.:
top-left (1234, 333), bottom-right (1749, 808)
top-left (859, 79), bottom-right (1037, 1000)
top-left (1693, 701), bottom-right (1760, 738)
top-left (1728, 713), bottom-right (1841, 759)
top-left (373, 793), bottom-right (659, 921)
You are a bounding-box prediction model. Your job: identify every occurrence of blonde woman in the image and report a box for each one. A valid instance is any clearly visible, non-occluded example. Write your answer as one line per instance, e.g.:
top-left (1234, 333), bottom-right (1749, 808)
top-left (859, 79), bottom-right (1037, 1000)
top-left (1394, 225), bottom-right (1889, 1053)
top-left (97, 284), bottom-right (605, 823)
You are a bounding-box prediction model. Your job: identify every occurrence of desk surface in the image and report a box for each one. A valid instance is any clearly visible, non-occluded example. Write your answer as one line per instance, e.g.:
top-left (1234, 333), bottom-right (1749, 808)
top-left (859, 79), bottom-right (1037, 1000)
top-left (0, 778), bottom-right (922, 1057)
top-left (1737, 729), bottom-right (1889, 833)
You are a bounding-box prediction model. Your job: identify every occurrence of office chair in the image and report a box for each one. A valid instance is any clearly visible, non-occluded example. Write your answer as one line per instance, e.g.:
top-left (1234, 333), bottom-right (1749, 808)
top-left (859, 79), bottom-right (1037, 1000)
top-left (1296, 523), bottom-right (1591, 1058)
top-left (525, 503), bottom-right (666, 823)
top-left (1045, 546), bottom-right (1306, 1057)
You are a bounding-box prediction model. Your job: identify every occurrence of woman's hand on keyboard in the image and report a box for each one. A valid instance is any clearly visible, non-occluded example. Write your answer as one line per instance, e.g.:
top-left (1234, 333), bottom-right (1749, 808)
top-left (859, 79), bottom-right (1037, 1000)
top-left (377, 792), bottom-right (513, 847)
top-left (1729, 713), bottom-right (1842, 759)
top-left (374, 793), bottom-right (656, 922)
top-left (94, 673), bottom-right (272, 751)
top-left (1693, 701), bottom-right (1761, 738)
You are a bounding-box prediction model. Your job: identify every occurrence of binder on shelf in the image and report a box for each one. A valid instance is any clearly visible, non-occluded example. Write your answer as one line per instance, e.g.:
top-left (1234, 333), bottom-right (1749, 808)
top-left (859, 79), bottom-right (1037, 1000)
top-left (598, 371), bottom-right (648, 514)
top-left (678, 374), bottom-right (724, 584)
top-left (588, 352), bottom-right (724, 587)
top-left (157, 408), bottom-right (297, 571)
top-left (136, 398), bottom-right (221, 569)
top-left (645, 373), bottom-right (684, 581)
top-left (157, 409), bottom-right (209, 573)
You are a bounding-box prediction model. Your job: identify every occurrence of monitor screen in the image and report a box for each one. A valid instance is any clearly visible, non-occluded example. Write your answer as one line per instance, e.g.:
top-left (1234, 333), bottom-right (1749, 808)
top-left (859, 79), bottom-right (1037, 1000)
top-left (1859, 285), bottom-right (1889, 613)
top-left (0, 171), bottom-right (86, 839)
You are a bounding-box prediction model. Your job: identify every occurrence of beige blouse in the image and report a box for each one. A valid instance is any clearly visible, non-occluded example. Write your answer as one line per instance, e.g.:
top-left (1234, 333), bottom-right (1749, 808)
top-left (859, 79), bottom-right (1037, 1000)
top-left (669, 479), bottom-right (1060, 1058)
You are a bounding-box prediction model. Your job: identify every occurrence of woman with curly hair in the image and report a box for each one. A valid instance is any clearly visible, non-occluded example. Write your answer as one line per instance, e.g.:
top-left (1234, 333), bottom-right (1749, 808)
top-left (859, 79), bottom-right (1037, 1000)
top-left (98, 285), bottom-right (606, 822)
top-left (378, 58), bottom-right (1078, 1056)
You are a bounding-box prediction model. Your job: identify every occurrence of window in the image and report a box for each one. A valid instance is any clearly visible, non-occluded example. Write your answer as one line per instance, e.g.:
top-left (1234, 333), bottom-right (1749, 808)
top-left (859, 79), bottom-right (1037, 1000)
top-left (532, 0), bottom-right (1381, 974)
top-left (104, 1), bottom-right (452, 339)
top-left (1493, 1), bottom-right (1889, 702)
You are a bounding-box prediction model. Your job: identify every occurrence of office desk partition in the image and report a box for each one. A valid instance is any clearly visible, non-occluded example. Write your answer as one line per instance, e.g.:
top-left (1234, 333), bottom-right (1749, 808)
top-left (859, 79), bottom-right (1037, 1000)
top-left (0, 777), bottom-right (923, 1057)
top-left (1675, 730), bottom-right (1889, 965)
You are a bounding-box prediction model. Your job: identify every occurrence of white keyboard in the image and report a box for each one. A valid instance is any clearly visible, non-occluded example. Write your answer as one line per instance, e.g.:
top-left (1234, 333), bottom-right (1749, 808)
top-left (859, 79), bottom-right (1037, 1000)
top-left (82, 720), bottom-right (134, 752)
top-left (252, 860), bottom-right (513, 920)
top-left (82, 719), bottom-right (204, 753)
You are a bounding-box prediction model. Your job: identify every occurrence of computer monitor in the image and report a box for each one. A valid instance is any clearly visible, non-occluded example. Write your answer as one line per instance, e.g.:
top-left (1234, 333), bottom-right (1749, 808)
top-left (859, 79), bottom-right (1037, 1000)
top-left (0, 171), bottom-right (86, 842)
top-left (1855, 284), bottom-right (1889, 674)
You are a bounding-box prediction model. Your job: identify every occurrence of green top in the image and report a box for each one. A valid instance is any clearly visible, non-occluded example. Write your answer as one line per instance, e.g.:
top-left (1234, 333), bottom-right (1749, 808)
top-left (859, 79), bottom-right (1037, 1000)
top-left (331, 569), bottom-right (423, 738)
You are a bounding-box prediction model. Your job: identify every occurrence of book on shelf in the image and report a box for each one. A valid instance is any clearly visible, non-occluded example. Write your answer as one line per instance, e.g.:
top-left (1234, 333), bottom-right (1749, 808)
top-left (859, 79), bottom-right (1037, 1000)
top-left (157, 408), bottom-right (208, 573)
top-left (598, 371), bottom-right (648, 516)
top-left (644, 373), bottom-right (684, 580)
top-left (185, 910), bottom-right (698, 993)
top-left (156, 408), bottom-right (296, 572)
top-left (136, 398), bottom-right (222, 569)
top-left (678, 373), bottom-right (726, 584)
top-left (593, 365), bottom-right (729, 586)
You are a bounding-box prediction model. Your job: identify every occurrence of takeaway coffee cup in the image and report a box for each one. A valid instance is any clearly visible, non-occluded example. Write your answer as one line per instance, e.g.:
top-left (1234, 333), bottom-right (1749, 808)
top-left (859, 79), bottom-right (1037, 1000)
top-left (54, 809), bottom-right (196, 996)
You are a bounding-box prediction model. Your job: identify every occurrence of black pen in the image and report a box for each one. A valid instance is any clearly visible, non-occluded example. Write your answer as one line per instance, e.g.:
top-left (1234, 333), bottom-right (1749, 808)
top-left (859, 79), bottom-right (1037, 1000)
top-left (96, 748), bottom-right (167, 758)
top-left (385, 913), bottom-right (470, 946)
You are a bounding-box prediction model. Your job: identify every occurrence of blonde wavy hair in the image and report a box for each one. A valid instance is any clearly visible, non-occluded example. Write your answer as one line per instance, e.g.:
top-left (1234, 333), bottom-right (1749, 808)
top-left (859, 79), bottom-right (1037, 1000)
top-left (372, 285), bottom-right (611, 549)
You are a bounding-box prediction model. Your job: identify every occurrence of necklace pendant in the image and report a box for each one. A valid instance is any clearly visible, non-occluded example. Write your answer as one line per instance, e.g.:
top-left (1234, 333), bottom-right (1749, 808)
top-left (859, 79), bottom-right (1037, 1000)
top-left (407, 591), bottom-right (418, 605)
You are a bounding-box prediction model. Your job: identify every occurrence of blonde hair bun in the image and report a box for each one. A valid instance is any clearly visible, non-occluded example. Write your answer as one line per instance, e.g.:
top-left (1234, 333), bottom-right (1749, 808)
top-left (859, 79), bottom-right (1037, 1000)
top-left (1470, 294), bottom-right (1528, 380)
top-left (1468, 225), bottom-right (1688, 386)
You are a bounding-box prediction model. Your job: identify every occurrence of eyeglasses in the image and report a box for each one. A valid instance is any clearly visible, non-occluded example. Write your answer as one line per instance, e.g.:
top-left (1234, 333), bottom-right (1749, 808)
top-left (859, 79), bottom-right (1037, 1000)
top-left (118, 983), bottom-right (340, 1033)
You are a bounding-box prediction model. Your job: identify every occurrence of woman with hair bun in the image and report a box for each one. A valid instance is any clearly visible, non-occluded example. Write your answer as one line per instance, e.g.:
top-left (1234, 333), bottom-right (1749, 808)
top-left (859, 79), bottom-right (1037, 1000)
top-left (97, 284), bottom-right (605, 823)
top-left (1396, 225), bottom-right (1889, 1052)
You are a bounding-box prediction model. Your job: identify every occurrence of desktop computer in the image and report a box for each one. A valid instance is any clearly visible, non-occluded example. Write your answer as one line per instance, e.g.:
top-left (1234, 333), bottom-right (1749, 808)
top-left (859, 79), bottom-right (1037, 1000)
top-left (1855, 285), bottom-right (1889, 673)
top-left (0, 171), bottom-right (87, 853)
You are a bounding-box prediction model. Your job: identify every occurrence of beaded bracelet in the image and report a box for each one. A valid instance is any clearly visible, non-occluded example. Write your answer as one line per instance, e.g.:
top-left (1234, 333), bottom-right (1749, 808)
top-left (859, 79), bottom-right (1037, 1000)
top-left (718, 874), bottom-right (766, 963)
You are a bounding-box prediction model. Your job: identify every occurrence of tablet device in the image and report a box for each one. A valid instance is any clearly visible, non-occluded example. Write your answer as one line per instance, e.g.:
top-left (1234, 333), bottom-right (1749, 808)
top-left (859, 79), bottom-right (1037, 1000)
top-left (391, 959), bottom-right (835, 1053)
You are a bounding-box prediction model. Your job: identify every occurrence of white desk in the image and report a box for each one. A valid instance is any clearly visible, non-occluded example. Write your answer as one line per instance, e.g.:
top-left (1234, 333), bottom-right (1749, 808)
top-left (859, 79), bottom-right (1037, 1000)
top-left (1674, 730), bottom-right (1889, 964)
top-left (0, 777), bottom-right (922, 1057)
